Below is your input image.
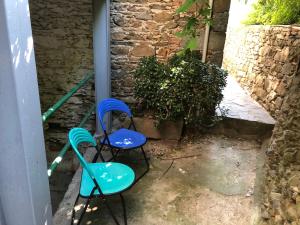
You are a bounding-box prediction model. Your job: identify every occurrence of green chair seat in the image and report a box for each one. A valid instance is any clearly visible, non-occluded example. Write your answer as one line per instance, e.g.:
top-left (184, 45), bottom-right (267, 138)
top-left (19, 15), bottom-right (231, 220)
top-left (80, 162), bottom-right (135, 197)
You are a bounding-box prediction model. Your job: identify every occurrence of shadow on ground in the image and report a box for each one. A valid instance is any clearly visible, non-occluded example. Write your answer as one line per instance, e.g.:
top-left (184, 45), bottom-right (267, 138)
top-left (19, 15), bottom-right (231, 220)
top-left (68, 135), bottom-right (265, 225)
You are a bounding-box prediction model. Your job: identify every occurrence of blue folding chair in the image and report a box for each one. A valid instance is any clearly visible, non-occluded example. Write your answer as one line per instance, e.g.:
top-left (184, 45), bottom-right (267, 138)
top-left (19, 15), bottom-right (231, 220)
top-left (69, 128), bottom-right (135, 225)
top-left (96, 98), bottom-right (150, 183)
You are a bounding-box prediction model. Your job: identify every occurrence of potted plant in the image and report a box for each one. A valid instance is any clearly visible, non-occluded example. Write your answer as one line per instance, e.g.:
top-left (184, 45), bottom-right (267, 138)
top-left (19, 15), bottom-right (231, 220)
top-left (133, 50), bottom-right (228, 140)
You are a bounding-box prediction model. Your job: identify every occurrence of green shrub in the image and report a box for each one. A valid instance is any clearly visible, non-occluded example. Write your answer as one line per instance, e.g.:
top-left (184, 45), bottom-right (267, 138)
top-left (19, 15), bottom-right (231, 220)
top-left (134, 51), bottom-right (228, 126)
top-left (133, 56), bottom-right (168, 111)
top-left (244, 0), bottom-right (300, 25)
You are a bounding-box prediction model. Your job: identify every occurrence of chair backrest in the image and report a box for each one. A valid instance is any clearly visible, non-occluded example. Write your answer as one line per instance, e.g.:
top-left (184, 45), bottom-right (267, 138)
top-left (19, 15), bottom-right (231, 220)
top-left (69, 128), bottom-right (97, 179)
top-left (97, 98), bottom-right (132, 131)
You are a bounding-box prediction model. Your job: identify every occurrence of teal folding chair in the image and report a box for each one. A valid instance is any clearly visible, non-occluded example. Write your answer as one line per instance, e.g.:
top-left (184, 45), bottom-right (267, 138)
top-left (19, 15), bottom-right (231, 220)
top-left (69, 128), bottom-right (135, 225)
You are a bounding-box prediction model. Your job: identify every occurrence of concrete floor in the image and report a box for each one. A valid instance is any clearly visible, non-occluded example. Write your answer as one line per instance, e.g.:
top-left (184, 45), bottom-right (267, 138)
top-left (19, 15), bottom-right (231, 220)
top-left (219, 76), bottom-right (275, 125)
top-left (50, 171), bottom-right (74, 212)
top-left (53, 75), bottom-right (274, 225)
top-left (55, 135), bottom-right (265, 225)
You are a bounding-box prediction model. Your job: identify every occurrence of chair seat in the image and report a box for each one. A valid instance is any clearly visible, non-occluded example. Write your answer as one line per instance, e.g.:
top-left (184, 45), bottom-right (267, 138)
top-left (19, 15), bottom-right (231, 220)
top-left (101, 128), bottom-right (147, 149)
top-left (80, 162), bottom-right (135, 197)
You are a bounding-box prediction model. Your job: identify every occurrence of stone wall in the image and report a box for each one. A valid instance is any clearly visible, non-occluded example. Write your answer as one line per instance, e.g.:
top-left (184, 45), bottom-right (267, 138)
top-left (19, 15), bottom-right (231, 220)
top-left (223, 25), bottom-right (300, 118)
top-left (207, 0), bottom-right (231, 65)
top-left (110, 0), bottom-right (230, 102)
top-left (29, 0), bottom-right (230, 169)
top-left (29, 0), bottom-right (95, 170)
top-left (260, 61), bottom-right (300, 225)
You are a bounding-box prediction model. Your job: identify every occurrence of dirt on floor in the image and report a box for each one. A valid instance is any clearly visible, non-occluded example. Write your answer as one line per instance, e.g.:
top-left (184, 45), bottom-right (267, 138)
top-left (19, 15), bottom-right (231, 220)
top-left (50, 171), bottom-right (74, 213)
top-left (69, 134), bottom-right (266, 225)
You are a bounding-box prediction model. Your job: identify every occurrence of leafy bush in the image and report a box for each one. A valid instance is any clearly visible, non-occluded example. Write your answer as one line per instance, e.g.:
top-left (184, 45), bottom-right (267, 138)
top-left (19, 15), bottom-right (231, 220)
top-left (244, 0), bottom-right (300, 25)
top-left (134, 51), bottom-right (228, 126)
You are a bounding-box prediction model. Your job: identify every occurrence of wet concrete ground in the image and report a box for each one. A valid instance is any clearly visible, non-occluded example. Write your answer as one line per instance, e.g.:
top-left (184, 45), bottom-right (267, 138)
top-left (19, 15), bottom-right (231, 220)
top-left (56, 135), bottom-right (265, 225)
top-left (53, 74), bottom-right (276, 224)
top-left (52, 75), bottom-right (275, 222)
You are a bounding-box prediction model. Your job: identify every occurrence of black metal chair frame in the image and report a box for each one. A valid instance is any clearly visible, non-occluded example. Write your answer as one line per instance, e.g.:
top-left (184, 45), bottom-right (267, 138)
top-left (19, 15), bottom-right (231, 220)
top-left (94, 117), bottom-right (150, 184)
top-left (71, 144), bottom-right (134, 225)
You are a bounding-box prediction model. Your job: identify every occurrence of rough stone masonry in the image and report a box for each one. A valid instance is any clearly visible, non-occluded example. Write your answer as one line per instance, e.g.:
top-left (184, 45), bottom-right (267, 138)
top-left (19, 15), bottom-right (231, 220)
top-left (110, 0), bottom-right (230, 103)
top-left (29, 0), bottom-right (230, 170)
top-left (223, 25), bottom-right (300, 118)
top-left (260, 60), bottom-right (300, 225)
top-left (223, 24), bottom-right (300, 225)
top-left (29, 0), bottom-right (95, 170)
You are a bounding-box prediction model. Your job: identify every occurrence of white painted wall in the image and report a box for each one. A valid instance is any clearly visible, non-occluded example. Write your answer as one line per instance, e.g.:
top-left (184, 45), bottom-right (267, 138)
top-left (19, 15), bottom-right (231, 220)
top-left (0, 0), bottom-right (52, 224)
top-left (93, 0), bottom-right (111, 133)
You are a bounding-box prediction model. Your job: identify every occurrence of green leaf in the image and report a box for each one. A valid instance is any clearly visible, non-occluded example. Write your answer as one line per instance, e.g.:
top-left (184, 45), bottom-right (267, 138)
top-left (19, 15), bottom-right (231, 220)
top-left (186, 17), bottom-right (198, 30)
top-left (176, 0), bottom-right (197, 13)
top-left (133, 23), bottom-right (228, 127)
top-left (198, 7), bottom-right (211, 17)
top-left (204, 18), bottom-right (213, 26)
top-left (175, 31), bottom-right (187, 38)
top-left (176, 49), bottom-right (186, 56)
top-left (186, 37), bottom-right (198, 50)
top-left (243, 0), bottom-right (300, 25)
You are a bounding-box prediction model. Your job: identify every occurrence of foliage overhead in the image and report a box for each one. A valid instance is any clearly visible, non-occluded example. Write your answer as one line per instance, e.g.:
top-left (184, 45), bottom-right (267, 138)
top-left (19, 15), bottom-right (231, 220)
top-left (176, 0), bottom-right (212, 53)
top-left (134, 51), bottom-right (228, 126)
top-left (244, 0), bottom-right (300, 25)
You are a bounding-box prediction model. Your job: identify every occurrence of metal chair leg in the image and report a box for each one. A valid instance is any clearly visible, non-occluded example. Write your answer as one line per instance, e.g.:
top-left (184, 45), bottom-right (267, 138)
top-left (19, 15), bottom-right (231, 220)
top-left (93, 144), bottom-right (106, 163)
top-left (120, 194), bottom-right (127, 225)
top-left (141, 146), bottom-right (150, 171)
top-left (71, 194), bottom-right (80, 225)
top-left (109, 147), bottom-right (116, 161)
top-left (102, 198), bottom-right (121, 225)
top-left (133, 146), bottom-right (150, 184)
top-left (71, 194), bottom-right (92, 225)
top-left (92, 152), bottom-right (100, 163)
top-left (108, 148), bottom-right (121, 162)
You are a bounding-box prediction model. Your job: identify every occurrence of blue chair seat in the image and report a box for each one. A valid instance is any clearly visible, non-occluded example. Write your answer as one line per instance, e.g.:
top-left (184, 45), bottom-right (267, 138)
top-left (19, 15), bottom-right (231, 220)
top-left (80, 162), bottom-right (135, 197)
top-left (101, 128), bottom-right (147, 149)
